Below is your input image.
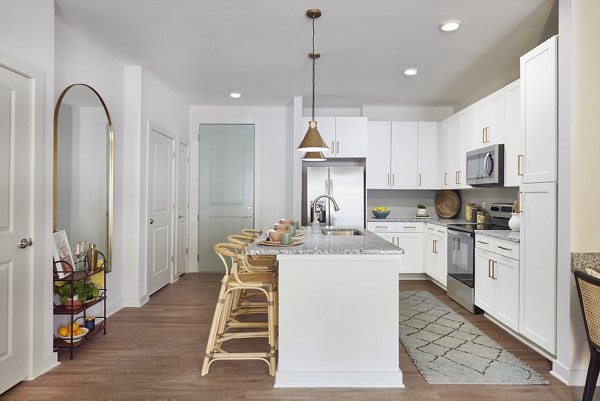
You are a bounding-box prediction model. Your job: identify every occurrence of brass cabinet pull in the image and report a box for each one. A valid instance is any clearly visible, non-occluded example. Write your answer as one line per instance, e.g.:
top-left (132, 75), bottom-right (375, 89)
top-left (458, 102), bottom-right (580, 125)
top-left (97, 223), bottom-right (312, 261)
top-left (455, 171), bottom-right (458, 184)
top-left (433, 239), bottom-right (437, 254)
top-left (404, 226), bottom-right (416, 230)
top-left (482, 128), bottom-right (485, 144)
top-left (331, 141), bottom-right (335, 153)
top-left (458, 171), bottom-right (461, 184)
top-left (493, 260), bottom-right (498, 279)
top-left (497, 246), bottom-right (512, 251)
top-left (387, 173), bottom-right (390, 186)
top-left (477, 240), bottom-right (489, 245)
top-left (336, 141), bottom-right (340, 155)
top-left (488, 259), bottom-right (492, 278)
top-left (392, 174), bottom-right (395, 186)
top-left (519, 192), bottom-right (523, 213)
top-left (419, 173), bottom-right (422, 187)
top-left (444, 172), bottom-right (448, 185)
top-left (518, 154), bottom-right (523, 176)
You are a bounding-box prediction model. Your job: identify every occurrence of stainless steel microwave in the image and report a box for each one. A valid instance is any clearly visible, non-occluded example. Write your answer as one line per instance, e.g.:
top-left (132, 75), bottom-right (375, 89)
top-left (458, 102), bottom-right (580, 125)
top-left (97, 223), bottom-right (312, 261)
top-left (465, 144), bottom-right (504, 186)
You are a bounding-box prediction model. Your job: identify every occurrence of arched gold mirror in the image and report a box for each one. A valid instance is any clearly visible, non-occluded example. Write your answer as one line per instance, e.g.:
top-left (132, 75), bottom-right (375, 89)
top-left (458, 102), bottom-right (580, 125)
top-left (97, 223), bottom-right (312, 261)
top-left (53, 84), bottom-right (113, 272)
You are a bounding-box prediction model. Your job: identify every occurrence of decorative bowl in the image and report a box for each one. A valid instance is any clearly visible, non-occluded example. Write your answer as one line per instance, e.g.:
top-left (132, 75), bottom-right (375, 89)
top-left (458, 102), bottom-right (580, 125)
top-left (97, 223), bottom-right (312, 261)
top-left (57, 327), bottom-right (89, 342)
top-left (372, 210), bottom-right (390, 219)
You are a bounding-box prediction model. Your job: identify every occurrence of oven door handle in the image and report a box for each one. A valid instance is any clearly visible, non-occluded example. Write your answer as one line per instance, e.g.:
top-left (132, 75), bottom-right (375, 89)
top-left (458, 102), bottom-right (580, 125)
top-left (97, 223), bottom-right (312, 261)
top-left (447, 229), bottom-right (473, 238)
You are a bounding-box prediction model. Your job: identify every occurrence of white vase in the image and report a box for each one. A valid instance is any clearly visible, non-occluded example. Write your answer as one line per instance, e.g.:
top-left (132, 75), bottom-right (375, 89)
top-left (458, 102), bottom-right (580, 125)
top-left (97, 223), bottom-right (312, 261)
top-left (508, 213), bottom-right (521, 231)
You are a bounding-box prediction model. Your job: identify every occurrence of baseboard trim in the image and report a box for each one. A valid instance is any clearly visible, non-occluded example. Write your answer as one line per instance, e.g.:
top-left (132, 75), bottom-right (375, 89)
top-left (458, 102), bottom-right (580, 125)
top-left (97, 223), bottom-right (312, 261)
top-left (122, 295), bottom-right (149, 308)
top-left (551, 359), bottom-right (590, 386)
top-left (27, 353), bottom-right (59, 380)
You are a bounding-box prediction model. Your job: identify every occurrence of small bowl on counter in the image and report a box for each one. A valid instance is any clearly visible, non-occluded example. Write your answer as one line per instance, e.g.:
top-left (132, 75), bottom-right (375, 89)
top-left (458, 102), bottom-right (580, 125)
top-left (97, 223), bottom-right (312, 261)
top-left (372, 210), bottom-right (390, 219)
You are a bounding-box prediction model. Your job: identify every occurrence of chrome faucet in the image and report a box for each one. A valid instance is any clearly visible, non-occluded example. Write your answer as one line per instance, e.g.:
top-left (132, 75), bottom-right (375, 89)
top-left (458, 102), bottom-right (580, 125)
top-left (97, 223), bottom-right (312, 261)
top-left (311, 194), bottom-right (340, 233)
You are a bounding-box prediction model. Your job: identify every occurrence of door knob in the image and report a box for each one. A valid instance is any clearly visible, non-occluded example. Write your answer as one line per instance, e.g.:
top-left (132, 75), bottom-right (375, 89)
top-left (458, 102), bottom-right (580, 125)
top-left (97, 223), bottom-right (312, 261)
top-left (149, 218), bottom-right (154, 224)
top-left (18, 238), bottom-right (33, 249)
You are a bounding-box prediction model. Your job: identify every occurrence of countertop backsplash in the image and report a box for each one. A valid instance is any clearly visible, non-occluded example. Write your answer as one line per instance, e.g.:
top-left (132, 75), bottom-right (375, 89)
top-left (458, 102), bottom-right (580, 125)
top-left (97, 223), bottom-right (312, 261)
top-left (367, 189), bottom-right (437, 218)
top-left (366, 187), bottom-right (518, 220)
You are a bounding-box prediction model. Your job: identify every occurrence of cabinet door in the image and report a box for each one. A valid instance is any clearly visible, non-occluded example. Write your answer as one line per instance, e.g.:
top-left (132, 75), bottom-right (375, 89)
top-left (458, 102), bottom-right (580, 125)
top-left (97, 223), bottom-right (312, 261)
top-left (436, 236), bottom-right (448, 287)
top-left (335, 117), bottom-right (368, 158)
top-left (494, 255), bottom-right (519, 332)
top-left (474, 99), bottom-right (490, 149)
top-left (474, 248), bottom-right (494, 312)
top-left (396, 233), bottom-right (424, 274)
top-left (390, 122), bottom-right (418, 188)
top-left (521, 36), bottom-right (557, 183)
top-left (504, 80), bottom-right (522, 187)
top-left (375, 232), bottom-right (395, 245)
top-left (488, 89), bottom-right (505, 145)
top-left (366, 122), bottom-right (391, 189)
top-left (302, 117), bottom-right (336, 156)
top-left (425, 235), bottom-right (437, 278)
top-left (519, 181), bottom-right (556, 353)
top-left (441, 117), bottom-right (453, 188)
top-left (417, 122), bottom-right (438, 189)
top-left (462, 106), bottom-right (477, 153)
top-left (451, 113), bottom-right (466, 188)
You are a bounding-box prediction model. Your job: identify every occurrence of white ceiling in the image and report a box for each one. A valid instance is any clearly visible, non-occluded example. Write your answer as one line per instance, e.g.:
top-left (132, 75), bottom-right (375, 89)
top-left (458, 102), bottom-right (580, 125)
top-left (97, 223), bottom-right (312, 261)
top-left (55, 0), bottom-right (557, 108)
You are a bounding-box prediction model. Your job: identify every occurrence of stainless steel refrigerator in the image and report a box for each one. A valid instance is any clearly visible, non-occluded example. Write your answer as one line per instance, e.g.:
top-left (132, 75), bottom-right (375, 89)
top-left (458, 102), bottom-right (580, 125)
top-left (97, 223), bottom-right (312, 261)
top-left (302, 162), bottom-right (365, 227)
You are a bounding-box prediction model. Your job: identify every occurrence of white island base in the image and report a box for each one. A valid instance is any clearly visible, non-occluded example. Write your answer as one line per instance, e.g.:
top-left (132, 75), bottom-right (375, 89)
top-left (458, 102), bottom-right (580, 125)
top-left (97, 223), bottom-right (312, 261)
top-left (275, 254), bottom-right (404, 388)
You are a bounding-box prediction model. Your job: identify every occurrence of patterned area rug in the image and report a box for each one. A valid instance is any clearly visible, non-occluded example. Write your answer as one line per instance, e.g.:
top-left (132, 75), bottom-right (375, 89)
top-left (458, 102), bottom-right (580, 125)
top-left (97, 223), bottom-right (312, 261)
top-left (399, 291), bottom-right (549, 385)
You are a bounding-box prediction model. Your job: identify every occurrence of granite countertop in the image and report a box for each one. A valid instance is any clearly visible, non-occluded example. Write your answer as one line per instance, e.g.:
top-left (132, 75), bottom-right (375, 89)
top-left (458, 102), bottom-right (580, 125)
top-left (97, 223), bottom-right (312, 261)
top-left (246, 227), bottom-right (405, 256)
top-left (367, 217), bottom-right (468, 227)
top-left (475, 230), bottom-right (521, 243)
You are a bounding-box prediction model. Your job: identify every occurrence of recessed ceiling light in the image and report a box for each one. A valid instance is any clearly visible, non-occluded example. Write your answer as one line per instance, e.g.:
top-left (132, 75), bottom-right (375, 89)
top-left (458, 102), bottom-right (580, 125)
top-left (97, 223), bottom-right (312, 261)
top-left (230, 92), bottom-right (241, 99)
top-left (439, 20), bottom-right (461, 32)
top-left (404, 68), bottom-right (418, 76)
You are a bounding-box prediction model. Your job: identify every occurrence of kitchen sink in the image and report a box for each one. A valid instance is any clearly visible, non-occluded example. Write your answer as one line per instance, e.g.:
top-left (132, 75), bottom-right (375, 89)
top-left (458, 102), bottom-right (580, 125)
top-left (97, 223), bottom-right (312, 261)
top-left (321, 228), bottom-right (364, 236)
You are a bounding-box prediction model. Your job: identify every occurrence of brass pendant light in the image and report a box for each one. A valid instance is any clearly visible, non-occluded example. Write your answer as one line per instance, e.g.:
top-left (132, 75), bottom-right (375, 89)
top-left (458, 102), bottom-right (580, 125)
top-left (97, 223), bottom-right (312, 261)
top-left (297, 8), bottom-right (329, 153)
top-left (302, 151), bottom-right (327, 161)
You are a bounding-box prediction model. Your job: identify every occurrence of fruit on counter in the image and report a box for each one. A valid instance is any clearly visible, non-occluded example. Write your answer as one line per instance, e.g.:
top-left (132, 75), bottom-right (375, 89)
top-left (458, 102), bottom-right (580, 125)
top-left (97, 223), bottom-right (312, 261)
top-left (72, 322), bottom-right (80, 332)
top-left (57, 326), bottom-right (69, 337)
top-left (372, 206), bottom-right (389, 211)
top-left (75, 328), bottom-right (85, 335)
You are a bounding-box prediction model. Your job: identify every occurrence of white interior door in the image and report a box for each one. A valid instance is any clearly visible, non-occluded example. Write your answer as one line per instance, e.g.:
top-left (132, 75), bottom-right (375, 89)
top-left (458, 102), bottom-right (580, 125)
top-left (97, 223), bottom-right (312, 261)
top-left (147, 125), bottom-right (174, 295)
top-left (0, 65), bottom-right (32, 393)
top-left (198, 125), bottom-right (254, 272)
top-left (176, 141), bottom-right (189, 277)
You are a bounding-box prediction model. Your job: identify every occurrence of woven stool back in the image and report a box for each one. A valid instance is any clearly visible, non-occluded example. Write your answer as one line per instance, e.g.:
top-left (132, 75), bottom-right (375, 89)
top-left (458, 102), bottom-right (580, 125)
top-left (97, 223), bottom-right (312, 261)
top-left (575, 270), bottom-right (600, 349)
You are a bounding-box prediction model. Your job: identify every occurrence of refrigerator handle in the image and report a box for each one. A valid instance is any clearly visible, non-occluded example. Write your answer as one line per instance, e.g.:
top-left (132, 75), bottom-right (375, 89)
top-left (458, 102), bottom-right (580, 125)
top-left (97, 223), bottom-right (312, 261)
top-left (329, 179), bottom-right (333, 195)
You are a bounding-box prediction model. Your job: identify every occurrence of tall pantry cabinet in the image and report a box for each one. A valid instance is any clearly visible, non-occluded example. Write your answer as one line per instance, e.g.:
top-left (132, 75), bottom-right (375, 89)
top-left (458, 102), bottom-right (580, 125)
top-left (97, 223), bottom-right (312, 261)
top-left (519, 35), bottom-right (558, 354)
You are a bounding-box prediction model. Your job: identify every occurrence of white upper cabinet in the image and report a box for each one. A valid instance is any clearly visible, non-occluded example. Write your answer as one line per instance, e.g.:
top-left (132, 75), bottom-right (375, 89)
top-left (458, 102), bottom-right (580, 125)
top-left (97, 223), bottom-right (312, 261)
top-left (417, 122), bottom-right (439, 189)
top-left (441, 117), bottom-right (453, 189)
top-left (391, 122), bottom-right (418, 189)
top-left (367, 121), bottom-right (438, 190)
top-left (472, 88), bottom-right (505, 150)
top-left (504, 79), bottom-right (522, 187)
top-left (303, 116), bottom-right (367, 158)
top-left (367, 121), bottom-right (392, 189)
top-left (520, 35), bottom-right (557, 183)
top-left (335, 117), bottom-right (368, 158)
top-left (451, 112), bottom-right (468, 188)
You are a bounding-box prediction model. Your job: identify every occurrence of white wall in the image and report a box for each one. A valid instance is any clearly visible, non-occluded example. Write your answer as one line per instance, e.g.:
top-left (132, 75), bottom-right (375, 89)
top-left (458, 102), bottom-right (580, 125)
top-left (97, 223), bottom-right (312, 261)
top-left (55, 16), bottom-right (126, 316)
top-left (0, 0), bottom-right (56, 379)
top-left (189, 105), bottom-right (293, 271)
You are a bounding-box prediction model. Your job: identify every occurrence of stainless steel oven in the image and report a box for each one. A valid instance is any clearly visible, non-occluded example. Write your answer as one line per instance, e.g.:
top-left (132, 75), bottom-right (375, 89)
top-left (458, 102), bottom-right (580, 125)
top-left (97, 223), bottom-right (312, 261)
top-left (446, 203), bottom-right (513, 313)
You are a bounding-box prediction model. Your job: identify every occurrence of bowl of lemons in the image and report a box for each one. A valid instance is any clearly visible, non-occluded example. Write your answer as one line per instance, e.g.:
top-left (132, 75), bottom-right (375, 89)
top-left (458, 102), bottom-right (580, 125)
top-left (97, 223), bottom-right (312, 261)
top-left (372, 206), bottom-right (390, 219)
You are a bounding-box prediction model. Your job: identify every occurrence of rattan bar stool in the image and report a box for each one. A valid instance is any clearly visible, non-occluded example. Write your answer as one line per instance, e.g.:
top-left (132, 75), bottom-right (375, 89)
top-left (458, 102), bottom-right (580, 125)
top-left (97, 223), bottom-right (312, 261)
top-left (201, 243), bottom-right (277, 376)
top-left (228, 234), bottom-right (277, 272)
top-left (574, 269), bottom-right (600, 401)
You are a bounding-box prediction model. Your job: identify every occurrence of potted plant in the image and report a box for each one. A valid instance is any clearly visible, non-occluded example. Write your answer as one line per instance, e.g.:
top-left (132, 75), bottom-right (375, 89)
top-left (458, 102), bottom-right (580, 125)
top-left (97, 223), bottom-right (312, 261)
top-left (417, 204), bottom-right (427, 216)
top-left (55, 279), bottom-right (100, 308)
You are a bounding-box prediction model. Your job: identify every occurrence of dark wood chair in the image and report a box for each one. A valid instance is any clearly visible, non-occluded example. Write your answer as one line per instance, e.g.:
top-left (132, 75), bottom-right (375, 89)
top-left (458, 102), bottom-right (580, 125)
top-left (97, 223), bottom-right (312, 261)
top-left (574, 270), bottom-right (600, 401)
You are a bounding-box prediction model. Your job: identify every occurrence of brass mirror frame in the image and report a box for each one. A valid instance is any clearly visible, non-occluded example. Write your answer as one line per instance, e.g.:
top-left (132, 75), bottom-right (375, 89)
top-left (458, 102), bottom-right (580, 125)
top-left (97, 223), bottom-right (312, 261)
top-left (53, 83), bottom-right (114, 272)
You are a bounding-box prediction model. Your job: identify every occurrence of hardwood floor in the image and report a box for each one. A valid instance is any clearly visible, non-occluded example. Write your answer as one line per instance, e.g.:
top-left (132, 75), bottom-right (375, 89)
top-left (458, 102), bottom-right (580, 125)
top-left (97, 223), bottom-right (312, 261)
top-left (1, 274), bottom-right (590, 400)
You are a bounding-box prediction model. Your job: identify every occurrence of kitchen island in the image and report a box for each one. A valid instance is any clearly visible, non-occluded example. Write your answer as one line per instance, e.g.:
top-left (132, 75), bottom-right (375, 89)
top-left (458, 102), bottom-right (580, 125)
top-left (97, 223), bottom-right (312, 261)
top-left (247, 227), bottom-right (405, 388)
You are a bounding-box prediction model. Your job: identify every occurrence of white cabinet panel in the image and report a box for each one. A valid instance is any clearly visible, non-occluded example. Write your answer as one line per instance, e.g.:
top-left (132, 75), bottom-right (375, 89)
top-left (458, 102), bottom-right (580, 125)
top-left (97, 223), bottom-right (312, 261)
top-left (367, 122), bottom-right (392, 189)
top-left (520, 36), bottom-right (557, 183)
top-left (366, 222), bottom-right (395, 233)
top-left (436, 234), bottom-right (447, 287)
top-left (417, 122), bottom-right (438, 189)
top-left (504, 80), bottom-right (522, 187)
top-left (519, 181), bottom-right (556, 353)
top-left (390, 122), bottom-right (418, 189)
top-left (451, 113), bottom-right (466, 188)
top-left (441, 117), bottom-right (453, 189)
top-left (494, 255), bottom-right (519, 331)
top-left (475, 248), bottom-right (494, 312)
top-left (336, 117), bottom-right (368, 158)
top-left (396, 233), bottom-right (424, 274)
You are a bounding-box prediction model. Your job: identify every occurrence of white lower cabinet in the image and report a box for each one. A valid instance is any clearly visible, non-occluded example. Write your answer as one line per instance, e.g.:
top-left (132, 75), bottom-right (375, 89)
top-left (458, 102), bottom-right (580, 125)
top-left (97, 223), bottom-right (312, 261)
top-left (474, 237), bottom-right (520, 332)
top-left (425, 224), bottom-right (447, 287)
top-left (519, 182), bottom-right (556, 354)
top-left (367, 222), bottom-right (423, 273)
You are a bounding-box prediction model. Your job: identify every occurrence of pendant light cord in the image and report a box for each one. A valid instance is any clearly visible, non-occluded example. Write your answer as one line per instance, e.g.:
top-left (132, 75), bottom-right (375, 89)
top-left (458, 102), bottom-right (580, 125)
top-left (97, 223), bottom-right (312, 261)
top-left (311, 15), bottom-right (316, 121)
